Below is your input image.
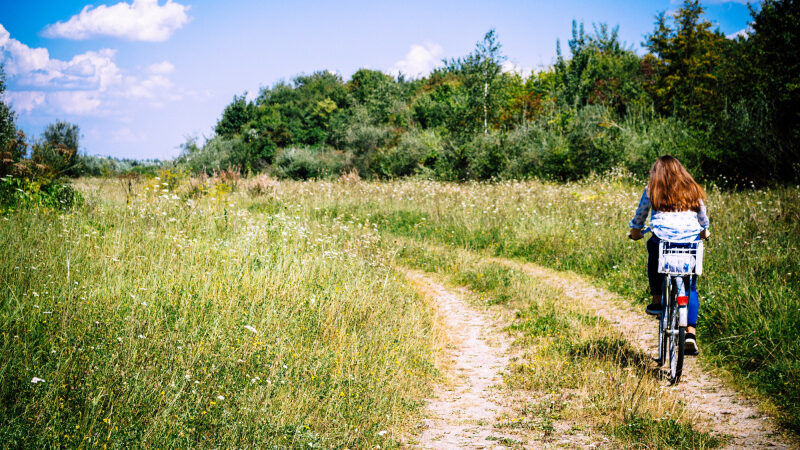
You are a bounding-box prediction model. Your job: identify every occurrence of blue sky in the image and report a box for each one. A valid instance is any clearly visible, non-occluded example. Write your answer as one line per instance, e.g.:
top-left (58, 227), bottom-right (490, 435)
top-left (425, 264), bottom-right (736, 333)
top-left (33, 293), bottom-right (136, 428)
top-left (0, 0), bottom-right (755, 160)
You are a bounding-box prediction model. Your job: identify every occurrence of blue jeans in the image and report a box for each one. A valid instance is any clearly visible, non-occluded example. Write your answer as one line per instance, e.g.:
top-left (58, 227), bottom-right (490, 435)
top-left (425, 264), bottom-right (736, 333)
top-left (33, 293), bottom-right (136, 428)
top-left (647, 235), bottom-right (700, 327)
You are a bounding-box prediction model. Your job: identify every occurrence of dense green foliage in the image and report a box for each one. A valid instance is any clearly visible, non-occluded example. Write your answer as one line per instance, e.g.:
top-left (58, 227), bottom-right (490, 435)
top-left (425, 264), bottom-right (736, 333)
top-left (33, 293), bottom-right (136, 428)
top-left (0, 65), bottom-right (16, 161)
top-left (181, 0), bottom-right (798, 185)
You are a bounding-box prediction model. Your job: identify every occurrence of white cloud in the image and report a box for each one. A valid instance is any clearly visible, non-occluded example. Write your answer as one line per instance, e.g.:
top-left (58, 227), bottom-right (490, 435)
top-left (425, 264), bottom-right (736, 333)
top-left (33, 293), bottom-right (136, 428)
top-left (49, 91), bottom-right (103, 115)
top-left (0, 24), bottom-right (179, 116)
top-left (147, 60), bottom-right (174, 74)
top-left (389, 43), bottom-right (443, 79)
top-left (42, 0), bottom-right (190, 42)
top-left (501, 60), bottom-right (521, 74)
top-left (0, 25), bottom-right (8, 47)
top-left (726, 27), bottom-right (752, 40)
top-left (5, 91), bottom-right (46, 113)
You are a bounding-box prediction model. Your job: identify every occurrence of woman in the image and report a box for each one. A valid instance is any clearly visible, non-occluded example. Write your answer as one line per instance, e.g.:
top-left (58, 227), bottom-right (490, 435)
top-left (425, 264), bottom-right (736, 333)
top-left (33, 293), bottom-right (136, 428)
top-left (629, 155), bottom-right (710, 355)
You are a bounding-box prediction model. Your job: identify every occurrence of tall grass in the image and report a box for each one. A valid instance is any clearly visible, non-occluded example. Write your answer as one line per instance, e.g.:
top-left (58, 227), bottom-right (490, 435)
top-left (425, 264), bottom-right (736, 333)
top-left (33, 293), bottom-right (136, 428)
top-left (274, 176), bottom-right (800, 431)
top-left (0, 178), bottom-right (436, 447)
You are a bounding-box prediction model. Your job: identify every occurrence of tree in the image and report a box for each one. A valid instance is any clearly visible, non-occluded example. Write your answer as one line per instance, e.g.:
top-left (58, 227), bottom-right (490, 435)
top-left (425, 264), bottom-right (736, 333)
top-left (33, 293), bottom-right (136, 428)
top-left (347, 68), bottom-right (400, 124)
top-left (34, 121), bottom-right (81, 177)
top-left (216, 93), bottom-right (255, 138)
top-left (0, 64), bottom-right (16, 159)
top-left (748, 0), bottom-right (800, 180)
top-left (43, 120), bottom-right (80, 151)
top-left (255, 71), bottom-right (347, 147)
top-left (643, 0), bottom-right (726, 122)
top-left (445, 29), bottom-right (507, 135)
top-left (555, 22), bottom-right (649, 116)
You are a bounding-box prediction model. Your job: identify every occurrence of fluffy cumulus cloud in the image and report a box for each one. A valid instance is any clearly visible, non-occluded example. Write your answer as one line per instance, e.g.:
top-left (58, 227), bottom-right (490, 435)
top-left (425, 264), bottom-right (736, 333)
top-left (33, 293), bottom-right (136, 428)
top-left (42, 0), bottom-right (190, 42)
top-left (726, 26), bottom-right (752, 40)
top-left (0, 23), bottom-right (178, 116)
top-left (146, 60), bottom-right (175, 74)
top-left (501, 60), bottom-right (535, 77)
top-left (389, 43), bottom-right (443, 79)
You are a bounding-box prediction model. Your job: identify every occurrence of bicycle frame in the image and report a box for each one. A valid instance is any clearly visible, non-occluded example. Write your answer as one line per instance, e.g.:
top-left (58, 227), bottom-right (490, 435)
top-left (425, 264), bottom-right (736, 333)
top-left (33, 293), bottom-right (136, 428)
top-left (648, 233), bottom-right (704, 384)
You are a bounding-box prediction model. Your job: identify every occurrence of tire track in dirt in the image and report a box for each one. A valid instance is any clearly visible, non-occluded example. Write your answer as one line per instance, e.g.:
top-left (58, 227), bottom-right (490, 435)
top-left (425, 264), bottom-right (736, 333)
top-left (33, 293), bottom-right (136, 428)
top-left (402, 269), bottom-right (521, 448)
top-left (490, 257), bottom-right (798, 449)
top-left (401, 268), bottom-right (606, 449)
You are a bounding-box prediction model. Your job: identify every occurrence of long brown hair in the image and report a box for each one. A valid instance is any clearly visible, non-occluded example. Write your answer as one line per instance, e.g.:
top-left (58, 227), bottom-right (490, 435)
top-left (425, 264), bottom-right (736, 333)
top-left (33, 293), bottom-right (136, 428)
top-left (647, 155), bottom-right (705, 212)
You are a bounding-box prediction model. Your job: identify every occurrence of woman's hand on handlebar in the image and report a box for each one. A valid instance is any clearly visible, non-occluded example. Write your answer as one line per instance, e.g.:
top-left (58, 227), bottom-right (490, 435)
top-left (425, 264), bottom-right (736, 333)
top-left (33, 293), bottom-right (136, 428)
top-left (628, 228), bottom-right (644, 241)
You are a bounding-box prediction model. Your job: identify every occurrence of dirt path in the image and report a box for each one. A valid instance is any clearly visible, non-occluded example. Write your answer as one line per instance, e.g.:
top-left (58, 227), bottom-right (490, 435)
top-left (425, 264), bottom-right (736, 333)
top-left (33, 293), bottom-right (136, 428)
top-left (491, 257), bottom-right (798, 449)
top-left (402, 269), bottom-right (521, 448)
top-left (402, 269), bottom-right (607, 449)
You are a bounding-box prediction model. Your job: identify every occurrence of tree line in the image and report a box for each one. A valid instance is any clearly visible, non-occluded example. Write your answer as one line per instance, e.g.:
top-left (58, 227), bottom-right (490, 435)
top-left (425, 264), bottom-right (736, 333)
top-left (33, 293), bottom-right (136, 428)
top-left (2, 0), bottom-right (798, 187)
top-left (182, 0), bottom-right (797, 185)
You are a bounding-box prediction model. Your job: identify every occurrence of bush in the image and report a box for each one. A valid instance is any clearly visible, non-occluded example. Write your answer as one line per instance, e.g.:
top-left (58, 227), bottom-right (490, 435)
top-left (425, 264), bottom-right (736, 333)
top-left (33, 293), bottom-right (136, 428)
top-left (0, 175), bottom-right (81, 212)
top-left (229, 128), bottom-right (277, 173)
top-left (465, 131), bottom-right (505, 180)
top-left (273, 148), bottom-right (350, 180)
top-left (615, 110), bottom-right (706, 180)
top-left (175, 136), bottom-right (234, 175)
top-left (374, 129), bottom-right (442, 178)
top-left (503, 121), bottom-right (568, 179)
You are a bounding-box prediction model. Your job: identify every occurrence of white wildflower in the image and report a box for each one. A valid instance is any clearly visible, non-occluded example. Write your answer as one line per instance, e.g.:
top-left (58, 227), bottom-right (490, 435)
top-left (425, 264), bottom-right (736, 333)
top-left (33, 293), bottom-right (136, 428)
top-left (31, 377), bottom-right (45, 384)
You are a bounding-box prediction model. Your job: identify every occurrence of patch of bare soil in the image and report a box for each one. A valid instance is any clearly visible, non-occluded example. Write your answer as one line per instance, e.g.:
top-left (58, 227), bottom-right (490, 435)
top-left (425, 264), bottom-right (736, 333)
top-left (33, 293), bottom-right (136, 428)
top-left (402, 269), bottom-right (603, 449)
top-left (495, 258), bottom-right (799, 449)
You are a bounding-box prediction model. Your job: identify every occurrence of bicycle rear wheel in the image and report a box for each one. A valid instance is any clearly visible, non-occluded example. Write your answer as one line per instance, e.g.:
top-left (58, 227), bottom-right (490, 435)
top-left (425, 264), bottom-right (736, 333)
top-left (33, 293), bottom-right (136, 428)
top-left (668, 306), bottom-right (686, 384)
top-left (656, 277), bottom-right (669, 366)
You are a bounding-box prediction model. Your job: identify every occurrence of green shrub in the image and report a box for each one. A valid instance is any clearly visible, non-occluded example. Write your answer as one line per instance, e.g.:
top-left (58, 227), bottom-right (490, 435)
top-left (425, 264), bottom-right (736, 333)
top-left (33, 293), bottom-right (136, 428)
top-left (374, 129), bottom-right (441, 178)
top-left (503, 121), bottom-right (569, 179)
top-left (273, 148), bottom-right (350, 180)
top-left (0, 175), bottom-right (81, 212)
top-left (616, 110), bottom-right (706, 180)
top-left (465, 131), bottom-right (505, 180)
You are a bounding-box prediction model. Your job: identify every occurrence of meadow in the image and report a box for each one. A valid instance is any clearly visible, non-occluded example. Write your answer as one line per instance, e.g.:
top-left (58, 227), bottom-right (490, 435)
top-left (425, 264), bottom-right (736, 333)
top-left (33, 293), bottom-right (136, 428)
top-left (1, 173), bottom-right (798, 446)
top-left (0, 176), bottom-right (437, 447)
top-left (282, 173), bottom-right (800, 431)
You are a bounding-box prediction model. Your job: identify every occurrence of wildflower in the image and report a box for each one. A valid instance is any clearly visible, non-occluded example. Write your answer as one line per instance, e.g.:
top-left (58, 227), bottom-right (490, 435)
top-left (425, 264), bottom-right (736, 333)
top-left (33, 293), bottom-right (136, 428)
top-left (217, 395), bottom-right (224, 401)
top-left (377, 430), bottom-right (388, 437)
top-left (31, 377), bottom-right (45, 384)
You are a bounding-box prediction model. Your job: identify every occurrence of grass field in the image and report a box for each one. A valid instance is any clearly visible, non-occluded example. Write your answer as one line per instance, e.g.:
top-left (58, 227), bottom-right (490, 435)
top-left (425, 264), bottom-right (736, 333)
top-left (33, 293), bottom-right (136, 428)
top-left (1, 174), bottom-right (798, 446)
top-left (283, 175), bottom-right (800, 431)
top-left (0, 177), bottom-right (437, 447)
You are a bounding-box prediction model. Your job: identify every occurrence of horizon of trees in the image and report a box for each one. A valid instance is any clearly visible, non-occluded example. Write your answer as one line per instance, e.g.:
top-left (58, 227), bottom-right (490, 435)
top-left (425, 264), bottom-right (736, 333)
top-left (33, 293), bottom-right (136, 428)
top-left (3, 0), bottom-right (799, 186)
top-left (182, 0), bottom-right (797, 185)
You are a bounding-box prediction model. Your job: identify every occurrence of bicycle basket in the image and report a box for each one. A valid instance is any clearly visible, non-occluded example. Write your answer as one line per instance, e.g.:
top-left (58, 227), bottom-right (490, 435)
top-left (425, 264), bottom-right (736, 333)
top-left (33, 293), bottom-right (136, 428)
top-left (658, 241), bottom-right (703, 275)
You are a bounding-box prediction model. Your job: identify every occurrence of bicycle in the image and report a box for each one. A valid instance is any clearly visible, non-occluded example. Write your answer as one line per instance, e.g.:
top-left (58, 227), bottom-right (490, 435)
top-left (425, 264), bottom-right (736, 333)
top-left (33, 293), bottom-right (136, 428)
top-left (631, 227), bottom-right (704, 384)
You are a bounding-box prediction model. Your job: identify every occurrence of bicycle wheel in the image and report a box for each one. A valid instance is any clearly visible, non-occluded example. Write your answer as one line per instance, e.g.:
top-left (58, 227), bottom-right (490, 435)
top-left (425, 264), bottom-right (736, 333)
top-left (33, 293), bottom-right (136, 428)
top-left (668, 301), bottom-right (686, 384)
top-left (656, 276), bottom-right (669, 366)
